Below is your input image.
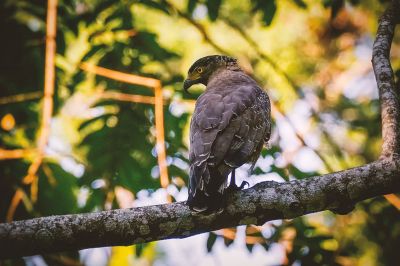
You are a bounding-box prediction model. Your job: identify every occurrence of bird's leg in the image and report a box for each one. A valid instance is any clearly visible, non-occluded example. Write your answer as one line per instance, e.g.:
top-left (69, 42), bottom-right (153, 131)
top-left (229, 169), bottom-right (236, 188)
top-left (227, 169), bottom-right (249, 191)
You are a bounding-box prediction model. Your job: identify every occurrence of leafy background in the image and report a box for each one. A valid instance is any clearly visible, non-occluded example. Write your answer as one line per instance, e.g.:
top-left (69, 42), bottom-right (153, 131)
top-left (1, 0), bottom-right (400, 265)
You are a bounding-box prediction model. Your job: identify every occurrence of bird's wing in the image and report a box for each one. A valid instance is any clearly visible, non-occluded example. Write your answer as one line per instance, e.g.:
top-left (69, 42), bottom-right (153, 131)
top-left (189, 84), bottom-right (271, 198)
top-left (188, 92), bottom-right (225, 196)
top-left (210, 86), bottom-right (271, 173)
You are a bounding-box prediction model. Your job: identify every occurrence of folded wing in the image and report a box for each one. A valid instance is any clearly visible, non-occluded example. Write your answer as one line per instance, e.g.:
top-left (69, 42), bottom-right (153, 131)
top-left (188, 83), bottom-right (271, 211)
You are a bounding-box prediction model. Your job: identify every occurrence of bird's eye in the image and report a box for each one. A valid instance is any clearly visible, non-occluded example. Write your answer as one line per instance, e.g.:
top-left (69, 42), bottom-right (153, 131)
top-left (196, 67), bottom-right (203, 74)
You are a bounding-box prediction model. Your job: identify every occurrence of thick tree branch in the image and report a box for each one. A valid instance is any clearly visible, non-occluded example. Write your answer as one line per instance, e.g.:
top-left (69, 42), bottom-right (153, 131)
top-left (0, 158), bottom-right (399, 259)
top-left (1, 1), bottom-right (400, 260)
top-left (372, 0), bottom-right (400, 156)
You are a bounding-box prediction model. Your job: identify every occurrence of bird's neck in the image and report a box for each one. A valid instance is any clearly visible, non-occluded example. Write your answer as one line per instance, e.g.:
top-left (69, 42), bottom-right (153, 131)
top-left (206, 67), bottom-right (242, 86)
top-left (226, 61), bottom-right (241, 71)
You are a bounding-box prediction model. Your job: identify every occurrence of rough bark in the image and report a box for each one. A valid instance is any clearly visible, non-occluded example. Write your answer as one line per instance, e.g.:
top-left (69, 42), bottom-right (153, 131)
top-left (0, 1), bottom-right (400, 260)
top-left (0, 158), bottom-right (399, 258)
top-left (372, 0), bottom-right (400, 157)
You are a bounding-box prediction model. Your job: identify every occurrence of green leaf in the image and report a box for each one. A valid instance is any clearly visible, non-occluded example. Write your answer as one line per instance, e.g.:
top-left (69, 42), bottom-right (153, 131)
top-left (138, 0), bottom-right (171, 14)
top-left (37, 163), bottom-right (78, 216)
top-left (252, 0), bottom-right (277, 26)
top-left (81, 189), bottom-right (106, 212)
top-left (132, 31), bottom-right (179, 60)
top-left (331, 0), bottom-right (344, 18)
top-left (261, 144), bottom-right (281, 157)
top-left (292, 0), bottom-right (307, 8)
top-left (223, 236), bottom-right (234, 247)
top-left (187, 0), bottom-right (198, 14)
top-left (348, 0), bottom-right (360, 4)
top-left (246, 243), bottom-right (254, 253)
top-left (288, 164), bottom-right (318, 180)
top-left (135, 243), bottom-right (145, 257)
top-left (206, 232), bottom-right (218, 252)
top-left (322, 0), bottom-right (332, 8)
top-left (78, 114), bottom-right (111, 131)
top-left (224, 230), bottom-right (236, 247)
top-left (252, 166), bottom-right (265, 175)
top-left (206, 0), bottom-right (222, 21)
top-left (271, 165), bottom-right (289, 181)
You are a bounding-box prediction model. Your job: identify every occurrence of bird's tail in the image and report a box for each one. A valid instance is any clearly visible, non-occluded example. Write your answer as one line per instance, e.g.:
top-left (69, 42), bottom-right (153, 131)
top-left (187, 166), bottom-right (226, 213)
top-left (187, 189), bottom-right (222, 213)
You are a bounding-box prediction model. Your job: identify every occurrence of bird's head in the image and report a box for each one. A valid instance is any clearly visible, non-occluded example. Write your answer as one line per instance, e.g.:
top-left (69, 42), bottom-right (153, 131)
top-left (183, 55), bottom-right (238, 92)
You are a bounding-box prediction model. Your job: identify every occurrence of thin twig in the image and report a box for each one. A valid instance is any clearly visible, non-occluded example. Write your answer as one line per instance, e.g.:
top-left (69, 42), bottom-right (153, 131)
top-left (163, 0), bottom-right (230, 55)
top-left (6, 187), bottom-right (34, 222)
top-left (6, 189), bottom-right (24, 222)
top-left (384, 194), bottom-right (400, 210)
top-left (99, 91), bottom-right (157, 105)
top-left (0, 149), bottom-right (34, 160)
top-left (80, 63), bottom-right (159, 88)
top-left (271, 103), bottom-right (334, 172)
top-left (221, 16), bottom-right (300, 91)
top-left (0, 91), bottom-right (42, 105)
top-left (154, 84), bottom-right (170, 189)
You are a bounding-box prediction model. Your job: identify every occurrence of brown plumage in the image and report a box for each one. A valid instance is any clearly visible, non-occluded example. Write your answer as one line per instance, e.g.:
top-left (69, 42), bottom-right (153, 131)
top-left (184, 55), bottom-right (271, 212)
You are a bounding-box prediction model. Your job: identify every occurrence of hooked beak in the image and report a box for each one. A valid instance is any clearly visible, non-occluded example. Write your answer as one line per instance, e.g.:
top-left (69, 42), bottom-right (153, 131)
top-left (183, 79), bottom-right (196, 93)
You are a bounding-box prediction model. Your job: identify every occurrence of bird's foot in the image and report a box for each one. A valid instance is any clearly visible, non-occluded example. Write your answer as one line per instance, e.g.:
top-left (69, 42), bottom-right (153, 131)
top-left (227, 181), bottom-right (250, 192)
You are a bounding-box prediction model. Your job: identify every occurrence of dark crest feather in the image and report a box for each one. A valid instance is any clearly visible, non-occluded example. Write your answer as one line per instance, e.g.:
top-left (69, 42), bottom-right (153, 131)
top-left (188, 55), bottom-right (237, 73)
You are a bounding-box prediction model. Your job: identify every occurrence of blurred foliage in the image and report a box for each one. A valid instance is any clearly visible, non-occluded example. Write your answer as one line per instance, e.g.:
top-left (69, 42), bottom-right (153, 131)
top-left (1, 0), bottom-right (399, 265)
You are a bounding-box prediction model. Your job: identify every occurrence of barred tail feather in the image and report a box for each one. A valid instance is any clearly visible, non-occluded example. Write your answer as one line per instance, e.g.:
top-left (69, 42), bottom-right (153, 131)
top-left (187, 189), bottom-right (223, 212)
top-left (187, 165), bottom-right (226, 213)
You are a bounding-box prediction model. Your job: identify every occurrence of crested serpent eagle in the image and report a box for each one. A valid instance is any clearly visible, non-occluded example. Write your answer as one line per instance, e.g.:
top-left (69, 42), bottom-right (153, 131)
top-left (183, 55), bottom-right (271, 213)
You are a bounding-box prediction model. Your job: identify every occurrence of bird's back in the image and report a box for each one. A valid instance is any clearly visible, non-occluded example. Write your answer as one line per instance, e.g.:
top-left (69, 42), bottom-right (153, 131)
top-left (187, 69), bottom-right (271, 212)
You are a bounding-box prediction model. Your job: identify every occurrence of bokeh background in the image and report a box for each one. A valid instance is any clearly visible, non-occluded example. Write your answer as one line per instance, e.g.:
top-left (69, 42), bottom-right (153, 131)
top-left (1, 0), bottom-right (400, 265)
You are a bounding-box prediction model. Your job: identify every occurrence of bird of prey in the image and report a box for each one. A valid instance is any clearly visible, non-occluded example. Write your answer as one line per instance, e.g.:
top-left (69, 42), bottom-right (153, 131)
top-left (183, 55), bottom-right (271, 213)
